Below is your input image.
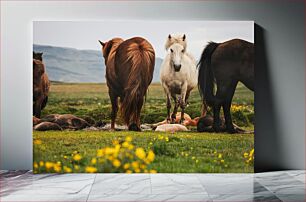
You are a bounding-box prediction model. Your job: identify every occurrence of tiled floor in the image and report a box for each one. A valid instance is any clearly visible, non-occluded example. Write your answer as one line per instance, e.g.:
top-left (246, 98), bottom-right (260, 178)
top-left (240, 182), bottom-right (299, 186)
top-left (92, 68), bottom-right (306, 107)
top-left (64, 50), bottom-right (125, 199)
top-left (0, 170), bottom-right (305, 201)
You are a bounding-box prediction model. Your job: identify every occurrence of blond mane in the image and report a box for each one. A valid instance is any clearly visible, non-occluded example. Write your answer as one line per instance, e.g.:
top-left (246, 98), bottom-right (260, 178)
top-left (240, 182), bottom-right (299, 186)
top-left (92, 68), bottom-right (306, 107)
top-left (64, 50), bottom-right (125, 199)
top-left (165, 34), bottom-right (187, 51)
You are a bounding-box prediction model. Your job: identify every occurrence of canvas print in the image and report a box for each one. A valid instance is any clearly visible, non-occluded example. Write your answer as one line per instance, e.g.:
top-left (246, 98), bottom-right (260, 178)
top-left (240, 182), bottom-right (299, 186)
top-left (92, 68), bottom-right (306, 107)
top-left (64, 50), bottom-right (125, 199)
top-left (33, 21), bottom-right (254, 173)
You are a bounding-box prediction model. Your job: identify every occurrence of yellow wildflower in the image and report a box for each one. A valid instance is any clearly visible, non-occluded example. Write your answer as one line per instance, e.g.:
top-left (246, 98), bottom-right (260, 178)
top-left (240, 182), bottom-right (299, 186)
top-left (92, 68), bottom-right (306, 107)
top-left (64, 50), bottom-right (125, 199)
top-left (192, 156), bottom-right (196, 160)
top-left (73, 154), bottom-right (82, 161)
top-left (244, 152), bottom-right (249, 158)
top-left (195, 160), bottom-right (199, 163)
top-left (125, 136), bottom-right (132, 142)
top-left (123, 163), bottom-right (130, 169)
top-left (132, 161), bottom-right (139, 169)
top-left (39, 161), bottom-right (44, 167)
top-left (165, 137), bottom-right (169, 142)
top-left (105, 147), bottom-right (115, 155)
top-left (250, 149), bottom-right (254, 156)
top-left (146, 150), bottom-right (155, 162)
top-left (135, 168), bottom-right (141, 173)
top-left (85, 166), bottom-right (97, 173)
top-left (220, 159), bottom-right (225, 163)
top-left (112, 140), bottom-right (119, 145)
top-left (218, 154), bottom-right (222, 158)
top-left (53, 164), bottom-right (61, 172)
top-left (74, 165), bottom-right (80, 170)
top-left (34, 139), bottom-right (42, 145)
top-left (33, 162), bottom-right (38, 169)
top-left (97, 149), bottom-right (105, 157)
top-left (126, 170), bottom-right (132, 174)
top-left (135, 148), bottom-right (146, 160)
top-left (150, 170), bottom-right (157, 173)
top-left (45, 162), bottom-right (54, 170)
top-left (64, 166), bottom-right (72, 173)
top-left (91, 158), bottom-right (97, 165)
top-left (113, 159), bottom-right (121, 168)
top-left (122, 141), bottom-right (129, 148)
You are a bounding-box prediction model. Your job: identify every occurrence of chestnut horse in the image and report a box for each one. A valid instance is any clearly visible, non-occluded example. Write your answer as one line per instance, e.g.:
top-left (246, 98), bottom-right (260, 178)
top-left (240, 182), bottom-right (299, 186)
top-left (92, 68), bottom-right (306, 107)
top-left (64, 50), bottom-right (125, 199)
top-left (33, 56), bottom-right (50, 118)
top-left (198, 39), bottom-right (254, 133)
top-left (99, 37), bottom-right (155, 131)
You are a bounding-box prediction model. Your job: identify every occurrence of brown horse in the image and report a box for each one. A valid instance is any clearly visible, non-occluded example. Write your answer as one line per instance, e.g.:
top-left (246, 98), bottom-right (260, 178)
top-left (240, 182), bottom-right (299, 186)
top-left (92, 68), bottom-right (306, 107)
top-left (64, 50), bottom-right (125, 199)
top-left (198, 39), bottom-right (254, 133)
top-left (33, 58), bottom-right (50, 118)
top-left (99, 37), bottom-right (155, 131)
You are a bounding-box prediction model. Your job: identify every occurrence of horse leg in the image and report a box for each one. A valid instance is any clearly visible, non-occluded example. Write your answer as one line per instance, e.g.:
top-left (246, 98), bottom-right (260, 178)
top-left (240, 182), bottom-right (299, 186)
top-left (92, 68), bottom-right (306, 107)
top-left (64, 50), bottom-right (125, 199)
top-left (222, 82), bottom-right (238, 133)
top-left (179, 83), bottom-right (188, 124)
top-left (185, 89), bottom-right (191, 106)
top-left (213, 83), bottom-right (229, 132)
top-left (166, 95), bottom-right (172, 123)
top-left (109, 91), bottom-right (118, 131)
top-left (201, 100), bottom-right (208, 117)
top-left (33, 101), bottom-right (42, 118)
top-left (128, 97), bottom-right (143, 131)
top-left (171, 95), bottom-right (178, 123)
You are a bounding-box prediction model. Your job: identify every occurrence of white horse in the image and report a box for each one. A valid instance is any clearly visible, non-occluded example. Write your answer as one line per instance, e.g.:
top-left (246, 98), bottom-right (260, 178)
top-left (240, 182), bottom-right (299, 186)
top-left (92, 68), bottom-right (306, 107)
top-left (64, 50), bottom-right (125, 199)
top-left (160, 34), bottom-right (198, 123)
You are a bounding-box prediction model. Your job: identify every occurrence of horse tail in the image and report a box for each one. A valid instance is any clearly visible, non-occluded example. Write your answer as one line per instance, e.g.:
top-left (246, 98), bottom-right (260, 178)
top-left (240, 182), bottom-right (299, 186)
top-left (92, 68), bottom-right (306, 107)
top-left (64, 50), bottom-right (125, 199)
top-left (197, 42), bottom-right (219, 106)
top-left (121, 39), bottom-right (155, 127)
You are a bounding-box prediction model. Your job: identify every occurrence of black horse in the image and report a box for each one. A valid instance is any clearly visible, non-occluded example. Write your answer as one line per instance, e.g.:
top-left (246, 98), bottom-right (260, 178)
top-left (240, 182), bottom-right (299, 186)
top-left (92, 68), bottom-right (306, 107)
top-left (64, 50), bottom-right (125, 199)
top-left (198, 39), bottom-right (254, 133)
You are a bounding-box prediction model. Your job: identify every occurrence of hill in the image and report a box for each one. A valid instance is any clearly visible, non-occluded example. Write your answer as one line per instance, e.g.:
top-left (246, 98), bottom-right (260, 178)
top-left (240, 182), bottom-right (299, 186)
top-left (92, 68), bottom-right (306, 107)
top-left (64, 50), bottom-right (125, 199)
top-left (33, 44), bottom-right (163, 83)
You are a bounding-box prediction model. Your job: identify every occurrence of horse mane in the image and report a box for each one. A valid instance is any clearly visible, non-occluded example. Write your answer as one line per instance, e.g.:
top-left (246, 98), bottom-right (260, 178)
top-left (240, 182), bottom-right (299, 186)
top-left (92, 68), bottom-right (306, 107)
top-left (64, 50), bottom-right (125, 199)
top-left (102, 38), bottom-right (124, 64)
top-left (165, 34), bottom-right (187, 51)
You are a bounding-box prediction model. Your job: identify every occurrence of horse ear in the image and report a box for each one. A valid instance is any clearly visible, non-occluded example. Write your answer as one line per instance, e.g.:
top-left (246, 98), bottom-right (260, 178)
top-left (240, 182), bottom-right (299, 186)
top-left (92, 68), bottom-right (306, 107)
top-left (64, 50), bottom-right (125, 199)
top-left (98, 40), bottom-right (105, 47)
top-left (168, 34), bottom-right (171, 39)
top-left (182, 34), bottom-right (186, 41)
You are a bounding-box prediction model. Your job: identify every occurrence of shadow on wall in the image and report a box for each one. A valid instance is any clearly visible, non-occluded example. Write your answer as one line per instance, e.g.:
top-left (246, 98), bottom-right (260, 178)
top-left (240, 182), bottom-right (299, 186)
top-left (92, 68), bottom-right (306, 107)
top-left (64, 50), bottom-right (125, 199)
top-left (255, 24), bottom-right (284, 172)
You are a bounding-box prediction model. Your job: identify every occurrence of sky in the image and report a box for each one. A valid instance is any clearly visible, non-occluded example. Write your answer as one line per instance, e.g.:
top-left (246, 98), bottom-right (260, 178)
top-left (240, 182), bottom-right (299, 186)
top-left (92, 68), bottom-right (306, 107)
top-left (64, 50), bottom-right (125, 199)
top-left (34, 21), bottom-right (254, 59)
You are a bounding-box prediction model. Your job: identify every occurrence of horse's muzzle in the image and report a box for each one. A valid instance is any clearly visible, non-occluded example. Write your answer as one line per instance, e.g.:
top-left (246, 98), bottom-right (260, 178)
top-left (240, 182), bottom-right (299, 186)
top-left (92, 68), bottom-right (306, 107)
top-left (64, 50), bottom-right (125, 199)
top-left (174, 64), bottom-right (181, 72)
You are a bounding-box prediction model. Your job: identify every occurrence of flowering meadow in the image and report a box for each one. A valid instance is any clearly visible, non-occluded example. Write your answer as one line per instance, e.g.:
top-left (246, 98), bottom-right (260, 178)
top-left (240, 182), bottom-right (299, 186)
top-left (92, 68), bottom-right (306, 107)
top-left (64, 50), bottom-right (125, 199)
top-left (33, 131), bottom-right (254, 173)
top-left (34, 82), bottom-right (254, 173)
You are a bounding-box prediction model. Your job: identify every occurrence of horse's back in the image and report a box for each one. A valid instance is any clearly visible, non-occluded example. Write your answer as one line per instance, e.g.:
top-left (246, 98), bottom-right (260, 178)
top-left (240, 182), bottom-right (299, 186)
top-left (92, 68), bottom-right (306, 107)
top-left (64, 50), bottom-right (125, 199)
top-left (115, 37), bottom-right (155, 87)
top-left (212, 39), bottom-right (254, 88)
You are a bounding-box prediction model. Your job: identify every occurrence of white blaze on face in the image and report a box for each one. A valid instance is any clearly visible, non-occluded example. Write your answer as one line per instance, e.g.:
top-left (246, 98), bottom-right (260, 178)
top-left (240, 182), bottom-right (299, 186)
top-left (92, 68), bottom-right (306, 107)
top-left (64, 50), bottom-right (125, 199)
top-left (169, 43), bottom-right (184, 68)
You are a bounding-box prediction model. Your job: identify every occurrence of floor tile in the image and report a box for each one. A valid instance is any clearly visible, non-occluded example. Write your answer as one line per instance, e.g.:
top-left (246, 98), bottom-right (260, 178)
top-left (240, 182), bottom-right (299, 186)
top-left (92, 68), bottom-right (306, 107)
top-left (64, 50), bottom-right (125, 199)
top-left (256, 173), bottom-right (305, 195)
top-left (151, 174), bottom-right (208, 195)
top-left (275, 194), bottom-right (306, 202)
top-left (210, 194), bottom-right (281, 202)
top-left (0, 194), bottom-right (88, 202)
top-left (88, 194), bottom-right (211, 202)
top-left (90, 174), bottom-right (151, 195)
top-left (1, 173), bottom-right (96, 196)
top-left (286, 170), bottom-right (306, 183)
top-left (197, 174), bottom-right (254, 195)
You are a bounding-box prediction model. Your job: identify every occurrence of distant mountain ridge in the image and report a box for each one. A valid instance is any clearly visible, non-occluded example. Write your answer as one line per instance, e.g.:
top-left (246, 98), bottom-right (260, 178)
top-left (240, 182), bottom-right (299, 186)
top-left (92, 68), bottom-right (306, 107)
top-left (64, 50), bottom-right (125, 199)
top-left (33, 44), bottom-right (163, 83)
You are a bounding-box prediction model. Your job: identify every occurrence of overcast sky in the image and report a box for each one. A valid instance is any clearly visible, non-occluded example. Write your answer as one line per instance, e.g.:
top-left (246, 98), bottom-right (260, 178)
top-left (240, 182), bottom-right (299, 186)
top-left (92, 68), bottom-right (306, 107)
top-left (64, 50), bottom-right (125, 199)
top-left (34, 21), bottom-right (253, 59)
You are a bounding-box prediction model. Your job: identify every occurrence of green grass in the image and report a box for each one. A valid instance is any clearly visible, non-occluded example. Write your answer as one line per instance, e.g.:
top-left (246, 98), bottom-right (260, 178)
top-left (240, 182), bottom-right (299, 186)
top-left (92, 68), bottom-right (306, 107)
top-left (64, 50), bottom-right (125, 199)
top-left (42, 82), bottom-right (254, 127)
top-left (34, 82), bottom-right (254, 173)
top-left (34, 131), bottom-right (254, 173)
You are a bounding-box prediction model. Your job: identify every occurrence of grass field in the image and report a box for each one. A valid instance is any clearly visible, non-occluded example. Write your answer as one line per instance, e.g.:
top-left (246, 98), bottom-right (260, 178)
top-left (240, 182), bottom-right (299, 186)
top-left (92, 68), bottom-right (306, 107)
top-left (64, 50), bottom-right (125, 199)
top-left (34, 82), bottom-right (254, 173)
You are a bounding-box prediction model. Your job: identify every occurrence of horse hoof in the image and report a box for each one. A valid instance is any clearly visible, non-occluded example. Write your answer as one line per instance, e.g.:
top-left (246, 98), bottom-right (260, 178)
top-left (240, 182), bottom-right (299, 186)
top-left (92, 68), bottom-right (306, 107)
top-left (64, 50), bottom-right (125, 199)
top-left (128, 123), bottom-right (141, 131)
top-left (227, 128), bottom-right (239, 134)
top-left (213, 126), bottom-right (221, 133)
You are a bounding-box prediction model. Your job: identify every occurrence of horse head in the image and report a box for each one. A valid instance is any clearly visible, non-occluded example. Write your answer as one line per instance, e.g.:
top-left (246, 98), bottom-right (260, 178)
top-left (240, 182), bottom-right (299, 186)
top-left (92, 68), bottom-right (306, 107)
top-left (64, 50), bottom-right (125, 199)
top-left (33, 52), bottom-right (43, 61)
top-left (169, 43), bottom-right (185, 72)
top-left (98, 38), bottom-right (124, 64)
top-left (165, 34), bottom-right (187, 51)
